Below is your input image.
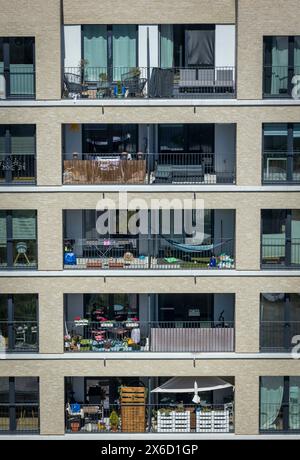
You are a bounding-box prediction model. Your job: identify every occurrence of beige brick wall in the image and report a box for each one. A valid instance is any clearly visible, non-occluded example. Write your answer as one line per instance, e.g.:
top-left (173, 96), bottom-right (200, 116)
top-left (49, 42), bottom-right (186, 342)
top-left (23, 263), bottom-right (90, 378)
top-left (63, 0), bottom-right (236, 25)
top-left (237, 0), bottom-right (300, 99)
top-left (0, 0), bottom-right (61, 100)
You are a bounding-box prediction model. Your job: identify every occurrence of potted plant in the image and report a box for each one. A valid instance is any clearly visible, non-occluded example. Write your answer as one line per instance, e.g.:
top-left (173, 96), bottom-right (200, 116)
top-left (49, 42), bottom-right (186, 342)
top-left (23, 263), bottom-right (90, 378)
top-left (114, 81), bottom-right (125, 98)
top-left (109, 410), bottom-right (119, 432)
top-left (70, 418), bottom-right (81, 432)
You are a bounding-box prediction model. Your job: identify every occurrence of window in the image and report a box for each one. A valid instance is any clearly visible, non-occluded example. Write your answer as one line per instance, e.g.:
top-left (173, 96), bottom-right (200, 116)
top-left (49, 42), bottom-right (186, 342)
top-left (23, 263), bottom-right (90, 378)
top-left (260, 293), bottom-right (300, 351)
top-left (0, 377), bottom-right (39, 433)
top-left (83, 124), bottom-right (137, 155)
top-left (160, 25), bottom-right (215, 68)
top-left (82, 25), bottom-right (137, 81)
top-left (263, 123), bottom-right (300, 183)
top-left (0, 210), bottom-right (37, 269)
top-left (0, 125), bottom-right (36, 184)
top-left (0, 37), bottom-right (35, 98)
top-left (260, 376), bottom-right (300, 431)
top-left (83, 294), bottom-right (138, 321)
top-left (263, 36), bottom-right (300, 97)
top-left (0, 294), bottom-right (38, 352)
top-left (261, 209), bottom-right (300, 267)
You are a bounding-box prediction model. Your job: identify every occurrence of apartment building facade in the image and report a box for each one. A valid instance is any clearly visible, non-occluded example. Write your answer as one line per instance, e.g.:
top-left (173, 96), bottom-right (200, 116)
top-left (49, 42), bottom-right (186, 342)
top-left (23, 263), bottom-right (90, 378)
top-left (0, 0), bottom-right (300, 437)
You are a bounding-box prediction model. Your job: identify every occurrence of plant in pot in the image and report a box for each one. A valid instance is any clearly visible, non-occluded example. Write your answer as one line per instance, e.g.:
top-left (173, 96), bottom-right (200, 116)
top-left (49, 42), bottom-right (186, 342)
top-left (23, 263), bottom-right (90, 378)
top-left (70, 418), bottom-right (81, 432)
top-left (109, 410), bottom-right (119, 432)
top-left (114, 81), bottom-right (125, 98)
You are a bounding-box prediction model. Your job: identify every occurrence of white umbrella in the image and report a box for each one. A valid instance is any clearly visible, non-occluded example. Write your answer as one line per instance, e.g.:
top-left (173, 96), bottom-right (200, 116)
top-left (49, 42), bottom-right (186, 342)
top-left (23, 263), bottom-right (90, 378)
top-left (192, 380), bottom-right (201, 404)
top-left (151, 376), bottom-right (233, 394)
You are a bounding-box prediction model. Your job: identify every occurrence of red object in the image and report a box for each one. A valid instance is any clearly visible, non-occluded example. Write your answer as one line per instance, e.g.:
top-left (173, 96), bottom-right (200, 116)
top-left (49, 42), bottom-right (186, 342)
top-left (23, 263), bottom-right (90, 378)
top-left (74, 316), bottom-right (81, 321)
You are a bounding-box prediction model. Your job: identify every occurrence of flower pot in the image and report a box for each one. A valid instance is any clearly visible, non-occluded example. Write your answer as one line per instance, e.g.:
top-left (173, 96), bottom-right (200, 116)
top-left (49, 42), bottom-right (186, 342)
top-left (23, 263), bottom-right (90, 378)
top-left (70, 421), bottom-right (80, 432)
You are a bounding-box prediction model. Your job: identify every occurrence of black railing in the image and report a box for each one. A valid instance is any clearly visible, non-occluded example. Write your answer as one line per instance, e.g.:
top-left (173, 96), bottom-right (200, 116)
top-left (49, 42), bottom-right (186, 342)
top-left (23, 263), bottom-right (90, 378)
top-left (262, 151), bottom-right (300, 184)
top-left (0, 154), bottom-right (36, 185)
top-left (63, 236), bottom-right (235, 270)
top-left (263, 65), bottom-right (300, 98)
top-left (66, 402), bottom-right (234, 433)
top-left (0, 70), bottom-right (35, 100)
top-left (260, 321), bottom-right (300, 352)
top-left (261, 237), bottom-right (300, 267)
top-left (0, 404), bottom-right (39, 433)
top-left (63, 152), bottom-right (236, 185)
top-left (63, 66), bottom-right (236, 99)
top-left (64, 320), bottom-right (235, 352)
top-left (0, 321), bottom-right (38, 352)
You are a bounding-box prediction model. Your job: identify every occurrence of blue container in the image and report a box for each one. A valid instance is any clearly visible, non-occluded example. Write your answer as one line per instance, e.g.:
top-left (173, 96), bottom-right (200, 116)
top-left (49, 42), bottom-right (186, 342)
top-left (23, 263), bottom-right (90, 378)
top-left (64, 252), bottom-right (76, 265)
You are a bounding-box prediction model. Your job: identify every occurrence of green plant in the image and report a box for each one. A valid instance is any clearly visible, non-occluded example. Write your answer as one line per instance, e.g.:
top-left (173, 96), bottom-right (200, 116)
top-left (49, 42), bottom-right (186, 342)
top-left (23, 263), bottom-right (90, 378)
top-left (109, 410), bottom-right (119, 430)
top-left (116, 81), bottom-right (123, 94)
top-left (99, 73), bottom-right (108, 81)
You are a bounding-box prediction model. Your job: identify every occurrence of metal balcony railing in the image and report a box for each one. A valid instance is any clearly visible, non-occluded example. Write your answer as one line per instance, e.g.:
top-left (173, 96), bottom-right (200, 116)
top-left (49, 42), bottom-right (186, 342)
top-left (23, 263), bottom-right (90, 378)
top-left (0, 70), bottom-right (35, 100)
top-left (63, 152), bottom-right (236, 185)
top-left (65, 402), bottom-right (234, 433)
top-left (0, 321), bottom-right (38, 352)
top-left (261, 237), bottom-right (300, 267)
top-left (0, 404), bottom-right (39, 433)
top-left (64, 320), bottom-right (235, 353)
top-left (63, 236), bottom-right (235, 270)
top-left (262, 151), bottom-right (300, 184)
top-left (63, 66), bottom-right (236, 100)
top-left (263, 65), bottom-right (300, 98)
top-left (0, 154), bottom-right (36, 185)
top-left (260, 321), bottom-right (300, 352)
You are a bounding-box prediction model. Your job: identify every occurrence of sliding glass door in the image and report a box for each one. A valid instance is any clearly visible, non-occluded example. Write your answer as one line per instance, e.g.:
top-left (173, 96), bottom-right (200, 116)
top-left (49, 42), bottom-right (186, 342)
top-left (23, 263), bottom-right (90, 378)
top-left (0, 125), bottom-right (36, 184)
top-left (264, 36), bottom-right (300, 97)
top-left (0, 37), bottom-right (35, 98)
top-left (261, 209), bottom-right (300, 267)
top-left (82, 25), bottom-right (137, 82)
top-left (263, 123), bottom-right (300, 183)
top-left (260, 376), bottom-right (300, 432)
top-left (0, 210), bottom-right (37, 269)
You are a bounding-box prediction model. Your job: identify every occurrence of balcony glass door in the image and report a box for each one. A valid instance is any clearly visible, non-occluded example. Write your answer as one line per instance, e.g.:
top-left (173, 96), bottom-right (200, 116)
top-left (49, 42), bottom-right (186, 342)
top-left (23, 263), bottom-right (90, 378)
top-left (0, 37), bottom-right (35, 99)
top-left (0, 294), bottom-right (38, 352)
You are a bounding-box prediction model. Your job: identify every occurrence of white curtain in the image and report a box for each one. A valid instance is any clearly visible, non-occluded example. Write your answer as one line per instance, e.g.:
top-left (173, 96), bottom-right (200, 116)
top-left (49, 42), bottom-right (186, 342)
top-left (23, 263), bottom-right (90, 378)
top-left (260, 376), bottom-right (284, 430)
top-left (289, 377), bottom-right (300, 430)
top-left (160, 25), bottom-right (174, 68)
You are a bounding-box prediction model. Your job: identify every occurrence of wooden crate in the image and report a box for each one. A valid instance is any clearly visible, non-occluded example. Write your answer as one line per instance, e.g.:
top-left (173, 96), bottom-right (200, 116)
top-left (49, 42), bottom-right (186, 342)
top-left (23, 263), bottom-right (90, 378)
top-left (120, 387), bottom-right (146, 433)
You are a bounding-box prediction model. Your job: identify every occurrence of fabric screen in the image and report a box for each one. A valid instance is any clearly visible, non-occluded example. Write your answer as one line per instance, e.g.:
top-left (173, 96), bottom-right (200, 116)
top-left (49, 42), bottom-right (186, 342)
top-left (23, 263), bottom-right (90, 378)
top-left (83, 25), bottom-right (108, 81)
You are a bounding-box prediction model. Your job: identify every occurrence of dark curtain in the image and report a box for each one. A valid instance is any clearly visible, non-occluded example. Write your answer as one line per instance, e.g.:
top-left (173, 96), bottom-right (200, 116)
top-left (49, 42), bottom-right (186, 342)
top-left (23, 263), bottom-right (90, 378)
top-left (185, 26), bottom-right (215, 67)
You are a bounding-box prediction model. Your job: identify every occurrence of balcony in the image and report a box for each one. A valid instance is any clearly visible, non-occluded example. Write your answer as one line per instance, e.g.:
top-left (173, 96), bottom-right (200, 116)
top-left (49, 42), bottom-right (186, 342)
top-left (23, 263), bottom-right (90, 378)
top-left (260, 321), bottom-right (300, 352)
top-left (0, 154), bottom-right (36, 185)
top-left (63, 66), bottom-right (236, 100)
top-left (0, 37), bottom-right (35, 100)
top-left (263, 65), bottom-right (300, 98)
top-left (0, 321), bottom-right (38, 353)
top-left (64, 293), bottom-right (235, 353)
top-left (65, 376), bottom-right (234, 434)
top-left (262, 151), bottom-right (300, 184)
top-left (261, 210), bottom-right (300, 268)
top-left (63, 123), bottom-right (236, 186)
top-left (63, 152), bottom-right (235, 186)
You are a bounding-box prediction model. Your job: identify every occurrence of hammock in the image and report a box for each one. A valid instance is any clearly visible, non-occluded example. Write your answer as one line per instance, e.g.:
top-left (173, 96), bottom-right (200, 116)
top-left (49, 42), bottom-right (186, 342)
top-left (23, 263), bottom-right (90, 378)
top-left (162, 237), bottom-right (232, 253)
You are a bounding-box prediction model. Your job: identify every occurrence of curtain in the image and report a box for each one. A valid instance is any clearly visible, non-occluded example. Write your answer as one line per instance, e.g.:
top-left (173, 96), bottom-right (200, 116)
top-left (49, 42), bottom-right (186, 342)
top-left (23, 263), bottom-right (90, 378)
top-left (12, 211), bottom-right (36, 240)
top-left (292, 210), bottom-right (300, 264)
top-left (271, 37), bottom-right (288, 95)
top-left (83, 25), bottom-right (107, 81)
top-left (260, 377), bottom-right (284, 430)
top-left (11, 134), bottom-right (35, 155)
top-left (185, 27), bottom-right (214, 67)
top-left (160, 25), bottom-right (174, 68)
top-left (112, 25), bottom-right (136, 81)
top-left (9, 64), bottom-right (34, 97)
top-left (289, 377), bottom-right (300, 430)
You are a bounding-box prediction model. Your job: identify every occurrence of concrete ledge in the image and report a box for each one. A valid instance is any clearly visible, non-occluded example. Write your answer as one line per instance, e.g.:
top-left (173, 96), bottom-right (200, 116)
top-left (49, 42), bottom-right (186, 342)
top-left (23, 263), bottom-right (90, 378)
top-left (0, 352), bottom-right (296, 360)
top-left (0, 270), bottom-right (299, 277)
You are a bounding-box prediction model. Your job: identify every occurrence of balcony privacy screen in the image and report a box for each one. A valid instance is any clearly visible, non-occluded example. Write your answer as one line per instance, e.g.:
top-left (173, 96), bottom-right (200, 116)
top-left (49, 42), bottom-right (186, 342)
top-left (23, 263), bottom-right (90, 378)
top-left (12, 211), bottom-right (36, 240)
